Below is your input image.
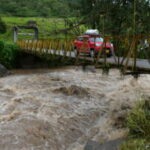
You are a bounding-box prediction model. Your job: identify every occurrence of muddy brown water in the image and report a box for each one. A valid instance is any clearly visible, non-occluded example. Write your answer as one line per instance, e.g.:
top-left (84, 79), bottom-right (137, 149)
top-left (0, 67), bottom-right (150, 150)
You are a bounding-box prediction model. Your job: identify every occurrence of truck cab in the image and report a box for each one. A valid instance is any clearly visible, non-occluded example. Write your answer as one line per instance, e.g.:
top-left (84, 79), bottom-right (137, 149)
top-left (74, 30), bottom-right (114, 57)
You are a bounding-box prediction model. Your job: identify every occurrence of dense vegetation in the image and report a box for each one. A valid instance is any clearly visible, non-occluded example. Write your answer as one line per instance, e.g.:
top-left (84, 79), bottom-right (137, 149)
top-left (0, 18), bottom-right (6, 34)
top-left (0, 41), bottom-right (20, 68)
top-left (0, 0), bottom-right (79, 17)
top-left (0, 0), bottom-right (150, 36)
top-left (79, 0), bottom-right (150, 35)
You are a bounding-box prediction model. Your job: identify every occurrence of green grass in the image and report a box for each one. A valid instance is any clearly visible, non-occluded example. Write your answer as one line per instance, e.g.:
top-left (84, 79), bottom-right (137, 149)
top-left (120, 99), bottom-right (150, 150)
top-left (120, 139), bottom-right (149, 150)
top-left (127, 100), bottom-right (150, 139)
top-left (0, 17), bottom-right (87, 41)
top-left (0, 17), bottom-right (68, 41)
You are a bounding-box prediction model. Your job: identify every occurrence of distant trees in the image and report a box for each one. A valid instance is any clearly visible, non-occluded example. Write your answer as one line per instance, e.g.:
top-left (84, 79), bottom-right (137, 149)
top-left (0, 0), bottom-right (73, 17)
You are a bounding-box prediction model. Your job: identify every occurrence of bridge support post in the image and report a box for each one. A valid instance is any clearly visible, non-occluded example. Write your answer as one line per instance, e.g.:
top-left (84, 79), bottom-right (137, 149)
top-left (13, 27), bottom-right (18, 42)
top-left (13, 26), bottom-right (39, 42)
top-left (34, 28), bottom-right (39, 40)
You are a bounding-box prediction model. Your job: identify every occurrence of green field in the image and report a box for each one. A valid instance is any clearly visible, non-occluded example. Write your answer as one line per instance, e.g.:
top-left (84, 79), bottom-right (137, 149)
top-left (0, 17), bottom-right (70, 41)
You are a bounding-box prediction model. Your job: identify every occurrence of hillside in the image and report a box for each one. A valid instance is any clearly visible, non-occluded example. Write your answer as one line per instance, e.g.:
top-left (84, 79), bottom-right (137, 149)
top-left (0, 17), bottom-right (66, 41)
top-left (0, 0), bottom-right (78, 17)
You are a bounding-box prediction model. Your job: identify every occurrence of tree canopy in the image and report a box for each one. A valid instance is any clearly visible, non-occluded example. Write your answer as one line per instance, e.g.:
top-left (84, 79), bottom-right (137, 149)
top-left (0, 0), bottom-right (76, 17)
top-left (0, 0), bottom-right (149, 36)
top-left (79, 0), bottom-right (150, 35)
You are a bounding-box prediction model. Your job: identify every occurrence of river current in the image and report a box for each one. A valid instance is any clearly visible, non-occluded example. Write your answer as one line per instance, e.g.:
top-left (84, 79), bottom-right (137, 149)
top-left (0, 67), bottom-right (150, 150)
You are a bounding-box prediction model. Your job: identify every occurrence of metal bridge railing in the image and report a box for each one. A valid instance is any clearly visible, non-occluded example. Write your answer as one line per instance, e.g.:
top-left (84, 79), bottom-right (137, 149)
top-left (17, 34), bottom-right (150, 75)
top-left (17, 38), bottom-right (75, 56)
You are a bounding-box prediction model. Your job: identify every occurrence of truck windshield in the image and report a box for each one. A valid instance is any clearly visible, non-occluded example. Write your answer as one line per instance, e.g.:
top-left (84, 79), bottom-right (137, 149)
top-left (89, 37), bottom-right (104, 42)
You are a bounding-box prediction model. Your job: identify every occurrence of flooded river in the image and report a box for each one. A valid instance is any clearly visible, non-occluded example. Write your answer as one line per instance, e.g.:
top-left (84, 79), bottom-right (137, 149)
top-left (0, 67), bottom-right (150, 150)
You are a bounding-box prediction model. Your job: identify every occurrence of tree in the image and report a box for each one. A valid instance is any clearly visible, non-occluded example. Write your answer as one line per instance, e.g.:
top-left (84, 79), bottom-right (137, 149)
top-left (0, 0), bottom-right (73, 17)
top-left (79, 0), bottom-right (150, 35)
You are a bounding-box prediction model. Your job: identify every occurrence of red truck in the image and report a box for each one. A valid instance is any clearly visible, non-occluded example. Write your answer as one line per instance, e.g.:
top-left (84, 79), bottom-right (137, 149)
top-left (74, 30), bottom-right (114, 57)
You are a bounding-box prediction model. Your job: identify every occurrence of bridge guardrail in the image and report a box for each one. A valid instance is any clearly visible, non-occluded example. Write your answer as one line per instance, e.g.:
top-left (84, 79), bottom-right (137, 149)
top-left (17, 34), bottom-right (150, 73)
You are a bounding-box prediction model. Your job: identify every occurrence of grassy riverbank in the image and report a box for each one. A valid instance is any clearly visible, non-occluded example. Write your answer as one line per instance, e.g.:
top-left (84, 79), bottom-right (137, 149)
top-left (120, 99), bottom-right (150, 150)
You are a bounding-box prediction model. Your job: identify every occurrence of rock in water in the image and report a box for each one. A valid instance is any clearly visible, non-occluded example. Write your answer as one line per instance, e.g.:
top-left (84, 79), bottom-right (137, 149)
top-left (84, 139), bottom-right (125, 150)
top-left (76, 66), bottom-right (96, 73)
top-left (0, 64), bottom-right (9, 77)
top-left (54, 85), bottom-right (90, 98)
top-left (84, 141), bottom-right (101, 150)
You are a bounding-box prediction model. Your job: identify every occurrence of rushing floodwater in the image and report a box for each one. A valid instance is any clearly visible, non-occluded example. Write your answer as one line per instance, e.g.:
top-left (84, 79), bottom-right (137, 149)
top-left (0, 67), bottom-right (150, 150)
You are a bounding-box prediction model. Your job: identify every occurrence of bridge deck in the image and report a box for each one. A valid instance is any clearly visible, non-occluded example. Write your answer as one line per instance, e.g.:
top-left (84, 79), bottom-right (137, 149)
top-left (17, 39), bottom-right (150, 71)
top-left (32, 49), bottom-right (150, 70)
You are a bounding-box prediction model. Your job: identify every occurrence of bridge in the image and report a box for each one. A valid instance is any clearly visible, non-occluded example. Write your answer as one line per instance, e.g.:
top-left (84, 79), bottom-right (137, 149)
top-left (16, 33), bottom-right (150, 76)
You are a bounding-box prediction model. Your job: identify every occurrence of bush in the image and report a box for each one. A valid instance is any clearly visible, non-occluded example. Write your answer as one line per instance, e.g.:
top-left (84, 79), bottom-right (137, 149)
top-left (120, 99), bottom-right (150, 150)
top-left (120, 139), bottom-right (149, 150)
top-left (0, 40), bottom-right (4, 50)
top-left (0, 41), bottom-right (20, 68)
top-left (127, 100), bottom-right (150, 139)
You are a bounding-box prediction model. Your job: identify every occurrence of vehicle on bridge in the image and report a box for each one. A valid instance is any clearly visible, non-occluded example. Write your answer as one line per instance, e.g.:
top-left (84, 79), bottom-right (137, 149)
top-left (74, 30), bottom-right (114, 57)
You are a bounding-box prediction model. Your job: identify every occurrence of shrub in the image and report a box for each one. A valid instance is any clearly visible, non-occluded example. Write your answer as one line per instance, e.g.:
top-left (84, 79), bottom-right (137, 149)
top-left (0, 41), bottom-right (20, 68)
top-left (0, 18), bottom-right (6, 34)
top-left (126, 99), bottom-right (150, 139)
top-left (120, 99), bottom-right (150, 150)
top-left (0, 40), bottom-right (4, 50)
top-left (120, 139), bottom-right (149, 150)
